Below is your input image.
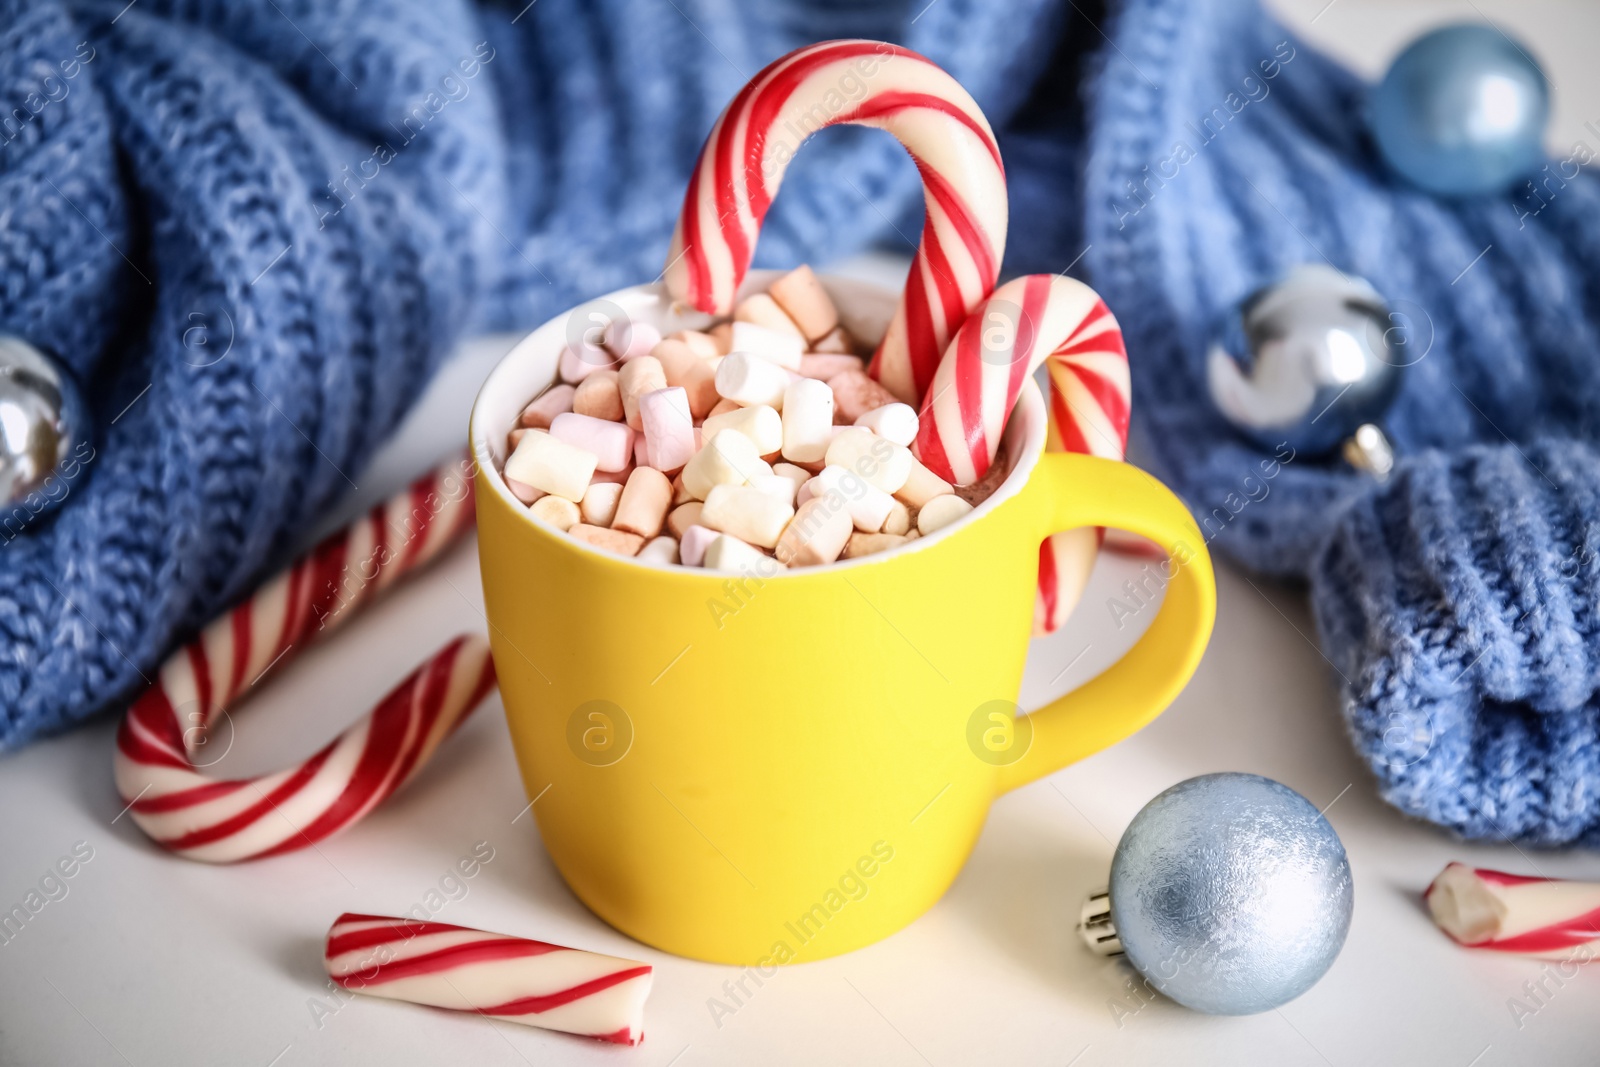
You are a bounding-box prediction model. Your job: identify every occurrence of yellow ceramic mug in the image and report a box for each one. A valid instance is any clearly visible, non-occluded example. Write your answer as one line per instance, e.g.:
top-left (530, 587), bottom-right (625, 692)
top-left (470, 272), bottom-right (1215, 965)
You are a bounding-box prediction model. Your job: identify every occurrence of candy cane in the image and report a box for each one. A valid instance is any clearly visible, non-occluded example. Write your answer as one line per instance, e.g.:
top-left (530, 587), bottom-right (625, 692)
top-left (325, 914), bottom-right (653, 1045)
top-left (1427, 863), bottom-right (1600, 959)
top-left (664, 39), bottom-right (1007, 406)
top-left (114, 456), bottom-right (494, 863)
top-left (909, 275), bottom-right (1131, 634)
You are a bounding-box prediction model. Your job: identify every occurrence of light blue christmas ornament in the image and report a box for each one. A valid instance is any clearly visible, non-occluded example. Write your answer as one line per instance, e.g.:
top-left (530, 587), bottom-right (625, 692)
top-left (1369, 23), bottom-right (1549, 197)
top-left (1079, 773), bottom-right (1353, 1015)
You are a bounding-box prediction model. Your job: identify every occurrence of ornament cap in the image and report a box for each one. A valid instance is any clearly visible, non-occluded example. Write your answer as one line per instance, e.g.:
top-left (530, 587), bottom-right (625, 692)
top-left (1077, 888), bottom-right (1124, 956)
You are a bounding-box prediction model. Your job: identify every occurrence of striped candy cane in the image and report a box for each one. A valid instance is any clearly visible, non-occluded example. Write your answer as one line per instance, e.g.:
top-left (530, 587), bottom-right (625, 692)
top-left (909, 276), bottom-right (1131, 634)
top-left (114, 456), bottom-right (495, 863)
top-left (325, 913), bottom-right (653, 1045)
top-left (664, 39), bottom-right (1007, 406)
top-left (1428, 863), bottom-right (1600, 959)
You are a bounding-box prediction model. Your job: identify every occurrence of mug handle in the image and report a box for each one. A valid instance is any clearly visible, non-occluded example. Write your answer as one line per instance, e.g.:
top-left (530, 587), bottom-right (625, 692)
top-left (995, 453), bottom-right (1217, 794)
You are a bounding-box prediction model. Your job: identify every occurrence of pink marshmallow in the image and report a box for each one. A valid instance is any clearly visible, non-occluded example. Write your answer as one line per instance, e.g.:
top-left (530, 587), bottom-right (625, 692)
top-left (559, 342), bottom-right (619, 384)
top-left (678, 524), bottom-right (719, 567)
top-left (549, 412), bottom-right (636, 473)
top-left (639, 387), bottom-right (696, 472)
top-left (603, 319), bottom-right (663, 362)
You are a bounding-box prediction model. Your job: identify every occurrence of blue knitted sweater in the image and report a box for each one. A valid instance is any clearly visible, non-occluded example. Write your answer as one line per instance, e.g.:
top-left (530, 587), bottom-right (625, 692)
top-left (5, 0), bottom-right (1599, 846)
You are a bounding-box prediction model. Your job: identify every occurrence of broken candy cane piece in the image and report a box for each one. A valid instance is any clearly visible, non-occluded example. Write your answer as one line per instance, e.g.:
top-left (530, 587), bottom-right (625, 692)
top-left (663, 40), bottom-right (1006, 404)
top-left (1427, 863), bottom-right (1600, 959)
top-left (324, 913), bottom-right (653, 1045)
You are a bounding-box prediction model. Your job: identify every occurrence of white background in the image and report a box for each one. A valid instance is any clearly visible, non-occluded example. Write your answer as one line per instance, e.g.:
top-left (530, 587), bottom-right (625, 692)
top-left (3, 2), bottom-right (1599, 1064)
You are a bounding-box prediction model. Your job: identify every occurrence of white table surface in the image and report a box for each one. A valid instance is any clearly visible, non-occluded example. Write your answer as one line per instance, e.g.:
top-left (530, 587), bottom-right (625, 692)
top-left (4, 3), bottom-right (1599, 1064)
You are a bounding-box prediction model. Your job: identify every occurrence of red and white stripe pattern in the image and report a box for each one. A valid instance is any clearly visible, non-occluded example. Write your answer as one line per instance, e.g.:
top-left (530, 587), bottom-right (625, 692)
top-left (1427, 863), bottom-right (1600, 959)
top-left (114, 456), bottom-right (493, 863)
top-left (664, 39), bottom-right (1007, 406)
top-left (325, 914), bottom-right (653, 1045)
top-left (906, 276), bottom-right (1131, 634)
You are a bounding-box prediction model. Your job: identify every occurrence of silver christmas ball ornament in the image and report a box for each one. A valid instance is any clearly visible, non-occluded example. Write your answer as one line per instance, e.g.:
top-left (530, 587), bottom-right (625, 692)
top-left (1079, 772), bottom-right (1353, 1015)
top-left (1206, 265), bottom-right (1402, 478)
top-left (0, 335), bottom-right (93, 530)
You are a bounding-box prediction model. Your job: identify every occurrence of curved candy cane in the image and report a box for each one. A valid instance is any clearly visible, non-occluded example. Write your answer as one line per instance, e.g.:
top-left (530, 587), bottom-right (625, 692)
top-left (911, 275), bottom-right (1130, 634)
top-left (664, 39), bottom-right (1007, 406)
top-left (113, 456), bottom-right (495, 863)
top-left (325, 913), bottom-right (654, 1045)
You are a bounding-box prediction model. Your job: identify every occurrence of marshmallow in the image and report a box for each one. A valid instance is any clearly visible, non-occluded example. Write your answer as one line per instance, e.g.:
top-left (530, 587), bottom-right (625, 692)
top-left (810, 326), bottom-right (856, 355)
top-left (709, 321), bottom-right (733, 354)
top-left (520, 384), bottom-right (577, 429)
top-left (559, 341), bottom-right (618, 384)
top-left (505, 432), bottom-right (597, 502)
top-left (619, 356), bottom-right (668, 430)
top-left (612, 466), bottom-right (673, 538)
top-left (772, 462), bottom-right (810, 497)
top-left (715, 352), bottom-right (790, 409)
top-left (894, 456), bottom-right (956, 508)
top-left (651, 339), bottom-right (719, 419)
top-left (568, 523), bottom-right (645, 556)
top-left (702, 404), bottom-right (782, 456)
top-left (572, 370), bottom-right (624, 422)
top-left (589, 465), bottom-right (632, 485)
top-left (506, 476), bottom-right (543, 505)
top-left (882, 500), bottom-right (912, 536)
top-left (549, 412), bottom-right (635, 473)
top-left (704, 533), bottom-right (784, 574)
top-left (798, 354), bottom-right (862, 381)
top-left (826, 369), bottom-right (898, 423)
top-left (810, 465), bottom-right (895, 533)
top-left (767, 265), bottom-right (838, 342)
top-left (701, 484), bottom-right (795, 549)
top-left (780, 378), bottom-right (834, 463)
top-left (707, 397), bottom-right (740, 419)
top-left (678, 524), bottom-right (719, 567)
top-left (580, 482), bottom-right (624, 527)
top-left (826, 426), bottom-right (913, 493)
top-left (637, 536), bottom-right (680, 565)
top-left (854, 403), bottom-right (919, 447)
top-left (639, 387), bottom-right (696, 472)
top-left (775, 497), bottom-right (852, 567)
top-left (666, 501), bottom-right (703, 539)
top-left (602, 318), bottom-right (662, 362)
top-left (748, 472), bottom-right (798, 506)
top-left (528, 494), bottom-right (580, 531)
top-left (917, 493), bottom-right (973, 535)
top-left (730, 321), bottom-right (804, 370)
top-left (682, 428), bottom-right (762, 500)
top-left (668, 329), bottom-right (721, 360)
top-left (671, 472), bottom-right (692, 505)
top-left (842, 531), bottom-right (909, 559)
top-left (734, 293), bottom-right (804, 339)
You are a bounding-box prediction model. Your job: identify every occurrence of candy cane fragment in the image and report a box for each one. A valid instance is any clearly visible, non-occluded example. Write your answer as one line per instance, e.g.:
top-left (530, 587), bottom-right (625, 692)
top-left (325, 913), bottom-right (653, 1045)
top-left (1427, 863), bottom-right (1600, 959)
top-left (664, 39), bottom-right (1007, 406)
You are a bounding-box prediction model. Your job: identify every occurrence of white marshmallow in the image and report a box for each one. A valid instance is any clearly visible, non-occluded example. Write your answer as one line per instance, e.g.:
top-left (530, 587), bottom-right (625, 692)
top-left (854, 403), bottom-right (920, 447)
top-left (700, 484), bottom-right (795, 549)
top-left (580, 482), bottom-right (624, 527)
top-left (917, 493), bottom-right (974, 535)
top-left (825, 426), bottom-right (913, 493)
top-left (748, 472), bottom-right (798, 507)
top-left (810, 465), bottom-right (895, 533)
top-left (704, 533), bottom-right (785, 574)
top-left (681, 428), bottom-right (762, 500)
top-left (505, 432), bottom-right (597, 503)
top-left (636, 536), bottom-right (680, 565)
top-left (781, 378), bottom-right (835, 463)
top-left (702, 404), bottom-right (782, 456)
top-left (729, 321), bottom-right (804, 370)
top-left (715, 352), bottom-right (790, 409)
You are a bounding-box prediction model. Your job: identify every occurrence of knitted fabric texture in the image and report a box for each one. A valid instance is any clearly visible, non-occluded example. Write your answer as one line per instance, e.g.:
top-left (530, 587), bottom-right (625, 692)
top-left (1081, 0), bottom-right (1600, 845)
top-left (6, 0), bottom-right (1600, 847)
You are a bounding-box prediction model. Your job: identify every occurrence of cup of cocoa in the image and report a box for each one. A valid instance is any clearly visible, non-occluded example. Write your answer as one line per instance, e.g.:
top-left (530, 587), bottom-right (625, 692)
top-left (469, 268), bottom-right (1215, 964)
